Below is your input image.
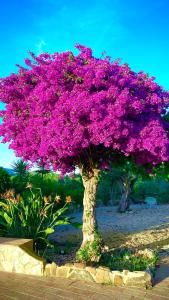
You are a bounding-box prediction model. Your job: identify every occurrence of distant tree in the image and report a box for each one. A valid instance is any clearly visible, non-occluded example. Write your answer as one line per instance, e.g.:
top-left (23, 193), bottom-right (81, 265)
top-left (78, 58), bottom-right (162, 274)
top-left (101, 159), bottom-right (149, 212)
top-left (35, 163), bottom-right (50, 181)
top-left (117, 162), bottom-right (148, 212)
top-left (0, 167), bottom-right (10, 195)
top-left (11, 159), bottom-right (29, 193)
top-left (12, 159), bottom-right (28, 179)
top-left (0, 45), bottom-right (169, 261)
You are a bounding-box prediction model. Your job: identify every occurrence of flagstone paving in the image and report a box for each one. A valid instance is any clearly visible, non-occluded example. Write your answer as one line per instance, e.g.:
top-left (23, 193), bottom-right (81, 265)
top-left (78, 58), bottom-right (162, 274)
top-left (0, 256), bottom-right (169, 299)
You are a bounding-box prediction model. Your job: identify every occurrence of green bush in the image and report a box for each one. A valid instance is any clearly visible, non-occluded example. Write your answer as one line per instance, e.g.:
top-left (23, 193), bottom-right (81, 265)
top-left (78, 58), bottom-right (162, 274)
top-left (101, 248), bottom-right (158, 273)
top-left (134, 179), bottom-right (169, 204)
top-left (98, 169), bottom-right (169, 206)
top-left (0, 167), bottom-right (11, 194)
top-left (29, 172), bottom-right (84, 210)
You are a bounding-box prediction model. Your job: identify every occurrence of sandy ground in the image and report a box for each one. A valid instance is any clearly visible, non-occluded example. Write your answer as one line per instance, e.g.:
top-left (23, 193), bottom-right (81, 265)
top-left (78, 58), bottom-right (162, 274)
top-left (50, 204), bottom-right (169, 250)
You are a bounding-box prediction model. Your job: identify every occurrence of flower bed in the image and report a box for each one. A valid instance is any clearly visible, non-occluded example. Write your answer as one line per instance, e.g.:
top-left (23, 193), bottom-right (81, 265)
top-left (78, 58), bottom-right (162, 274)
top-left (42, 247), bottom-right (157, 288)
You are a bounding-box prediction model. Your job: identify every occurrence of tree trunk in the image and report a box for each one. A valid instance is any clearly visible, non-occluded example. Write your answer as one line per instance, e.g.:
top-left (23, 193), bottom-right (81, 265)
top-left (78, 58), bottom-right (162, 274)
top-left (109, 186), bottom-right (114, 205)
top-left (77, 167), bottom-right (102, 262)
top-left (118, 176), bottom-right (137, 213)
top-left (118, 179), bottom-right (130, 213)
top-left (118, 189), bottom-right (130, 213)
top-left (81, 168), bottom-right (99, 244)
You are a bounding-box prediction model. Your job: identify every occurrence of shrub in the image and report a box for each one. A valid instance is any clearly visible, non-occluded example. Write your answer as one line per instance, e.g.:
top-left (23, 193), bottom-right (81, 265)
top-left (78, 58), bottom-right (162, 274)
top-left (29, 172), bottom-right (84, 210)
top-left (101, 248), bottom-right (158, 273)
top-left (0, 167), bottom-right (11, 194)
top-left (134, 179), bottom-right (169, 204)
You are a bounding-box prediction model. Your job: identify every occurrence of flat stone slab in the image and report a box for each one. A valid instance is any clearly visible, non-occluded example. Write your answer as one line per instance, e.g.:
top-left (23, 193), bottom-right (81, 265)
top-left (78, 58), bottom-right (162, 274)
top-left (0, 238), bottom-right (45, 276)
top-left (0, 237), bottom-right (33, 246)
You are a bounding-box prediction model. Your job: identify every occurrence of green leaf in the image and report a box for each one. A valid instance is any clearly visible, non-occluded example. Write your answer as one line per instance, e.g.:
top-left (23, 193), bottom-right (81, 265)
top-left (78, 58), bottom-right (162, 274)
top-left (54, 220), bottom-right (70, 226)
top-left (44, 228), bottom-right (54, 235)
top-left (3, 213), bottom-right (12, 225)
top-left (0, 201), bottom-right (9, 208)
top-left (44, 203), bottom-right (53, 211)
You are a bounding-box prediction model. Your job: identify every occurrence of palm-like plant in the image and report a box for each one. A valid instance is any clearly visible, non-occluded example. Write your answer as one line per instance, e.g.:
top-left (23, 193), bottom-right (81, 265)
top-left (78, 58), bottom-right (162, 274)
top-left (35, 163), bottom-right (50, 181)
top-left (11, 159), bottom-right (29, 194)
top-left (11, 159), bottom-right (28, 179)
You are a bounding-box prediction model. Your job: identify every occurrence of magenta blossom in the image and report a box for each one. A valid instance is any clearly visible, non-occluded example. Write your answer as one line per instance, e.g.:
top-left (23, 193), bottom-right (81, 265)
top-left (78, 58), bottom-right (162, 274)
top-left (0, 45), bottom-right (169, 173)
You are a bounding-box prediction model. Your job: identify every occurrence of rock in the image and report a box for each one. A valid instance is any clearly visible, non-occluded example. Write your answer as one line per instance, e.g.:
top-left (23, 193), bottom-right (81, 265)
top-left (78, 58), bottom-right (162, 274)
top-left (44, 264), bottom-right (51, 277)
top-left (73, 262), bottom-right (86, 269)
top-left (114, 274), bottom-right (124, 286)
top-left (145, 197), bottom-right (157, 208)
top-left (1, 261), bottom-right (13, 272)
top-left (68, 269), bottom-right (94, 282)
top-left (85, 266), bottom-right (97, 276)
top-left (125, 271), bottom-right (152, 288)
top-left (122, 270), bottom-right (129, 276)
top-left (51, 262), bottom-right (57, 276)
top-left (95, 268), bottom-right (111, 284)
top-left (0, 238), bottom-right (45, 276)
top-left (55, 266), bottom-right (70, 278)
top-left (64, 263), bottom-right (74, 268)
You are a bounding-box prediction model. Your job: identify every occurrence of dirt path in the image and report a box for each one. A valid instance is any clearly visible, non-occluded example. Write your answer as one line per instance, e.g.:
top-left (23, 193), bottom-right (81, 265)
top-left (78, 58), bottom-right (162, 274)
top-left (51, 204), bottom-right (169, 250)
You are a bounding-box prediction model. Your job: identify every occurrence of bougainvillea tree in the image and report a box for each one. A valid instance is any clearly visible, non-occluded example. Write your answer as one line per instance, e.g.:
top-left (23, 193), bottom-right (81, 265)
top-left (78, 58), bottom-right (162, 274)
top-left (0, 45), bottom-right (169, 261)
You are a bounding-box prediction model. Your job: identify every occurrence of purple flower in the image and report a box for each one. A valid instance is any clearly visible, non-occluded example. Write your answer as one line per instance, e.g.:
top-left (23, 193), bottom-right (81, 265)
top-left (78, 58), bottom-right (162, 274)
top-left (0, 44), bottom-right (168, 173)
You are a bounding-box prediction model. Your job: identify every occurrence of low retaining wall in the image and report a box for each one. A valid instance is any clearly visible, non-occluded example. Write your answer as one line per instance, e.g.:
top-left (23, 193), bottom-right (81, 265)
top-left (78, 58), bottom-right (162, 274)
top-left (44, 262), bottom-right (152, 289)
top-left (0, 238), bottom-right (152, 288)
top-left (0, 238), bottom-right (45, 276)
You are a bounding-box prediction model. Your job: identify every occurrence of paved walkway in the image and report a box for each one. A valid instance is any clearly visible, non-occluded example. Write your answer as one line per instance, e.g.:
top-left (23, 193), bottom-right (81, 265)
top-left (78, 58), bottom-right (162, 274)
top-left (0, 257), bottom-right (169, 300)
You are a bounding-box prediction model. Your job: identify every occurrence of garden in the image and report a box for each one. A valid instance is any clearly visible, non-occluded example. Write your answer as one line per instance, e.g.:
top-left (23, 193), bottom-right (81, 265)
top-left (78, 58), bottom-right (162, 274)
top-left (0, 44), bottom-right (169, 287)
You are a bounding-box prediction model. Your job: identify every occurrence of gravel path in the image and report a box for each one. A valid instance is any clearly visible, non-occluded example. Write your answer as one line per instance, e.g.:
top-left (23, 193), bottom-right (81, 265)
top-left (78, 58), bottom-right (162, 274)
top-left (95, 204), bottom-right (169, 233)
top-left (50, 204), bottom-right (169, 247)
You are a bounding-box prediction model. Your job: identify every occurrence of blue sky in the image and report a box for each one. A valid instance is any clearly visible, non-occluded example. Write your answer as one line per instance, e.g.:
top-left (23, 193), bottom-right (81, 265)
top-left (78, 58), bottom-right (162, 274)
top-left (0, 0), bottom-right (169, 168)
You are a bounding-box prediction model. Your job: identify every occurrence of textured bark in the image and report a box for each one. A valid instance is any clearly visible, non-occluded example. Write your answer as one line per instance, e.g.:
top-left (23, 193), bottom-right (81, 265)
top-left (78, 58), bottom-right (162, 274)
top-left (118, 188), bottom-right (130, 213)
top-left (118, 179), bottom-right (131, 213)
top-left (118, 176), bottom-right (136, 213)
top-left (80, 168), bottom-right (100, 246)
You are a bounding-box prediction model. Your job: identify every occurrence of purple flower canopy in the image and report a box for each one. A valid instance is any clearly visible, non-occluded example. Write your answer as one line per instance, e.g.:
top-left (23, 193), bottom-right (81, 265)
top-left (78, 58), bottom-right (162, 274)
top-left (0, 44), bottom-right (169, 173)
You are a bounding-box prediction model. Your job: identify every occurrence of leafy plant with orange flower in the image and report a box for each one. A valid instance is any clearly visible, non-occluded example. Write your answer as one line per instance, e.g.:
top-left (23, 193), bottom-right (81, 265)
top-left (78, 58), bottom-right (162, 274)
top-left (0, 186), bottom-right (76, 251)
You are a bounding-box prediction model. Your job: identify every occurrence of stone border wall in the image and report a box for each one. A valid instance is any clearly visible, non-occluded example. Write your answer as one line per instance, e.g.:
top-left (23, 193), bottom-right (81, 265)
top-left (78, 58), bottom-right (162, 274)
top-left (44, 262), bottom-right (152, 288)
top-left (0, 238), bottom-right (45, 276)
top-left (0, 238), bottom-right (152, 288)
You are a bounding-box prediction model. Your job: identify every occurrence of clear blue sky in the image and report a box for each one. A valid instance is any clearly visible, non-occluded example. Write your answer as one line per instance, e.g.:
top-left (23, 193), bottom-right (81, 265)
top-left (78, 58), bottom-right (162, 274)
top-left (0, 0), bottom-right (169, 168)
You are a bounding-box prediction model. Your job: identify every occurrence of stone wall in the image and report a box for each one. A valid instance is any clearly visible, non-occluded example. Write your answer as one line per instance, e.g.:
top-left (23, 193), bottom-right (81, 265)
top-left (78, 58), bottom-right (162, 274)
top-left (0, 238), bottom-right (45, 276)
top-left (0, 238), bottom-right (152, 288)
top-left (44, 262), bottom-right (152, 289)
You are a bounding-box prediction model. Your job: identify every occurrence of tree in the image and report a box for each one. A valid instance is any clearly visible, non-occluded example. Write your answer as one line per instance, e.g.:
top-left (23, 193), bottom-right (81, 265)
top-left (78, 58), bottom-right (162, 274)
top-left (0, 45), bottom-right (169, 261)
top-left (0, 167), bottom-right (10, 195)
top-left (108, 167), bottom-right (137, 213)
top-left (11, 159), bottom-right (29, 194)
top-left (35, 163), bottom-right (50, 181)
top-left (116, 160), bottom-right (150, 212)
top-left (100, 160), bottom-right (149, 212)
